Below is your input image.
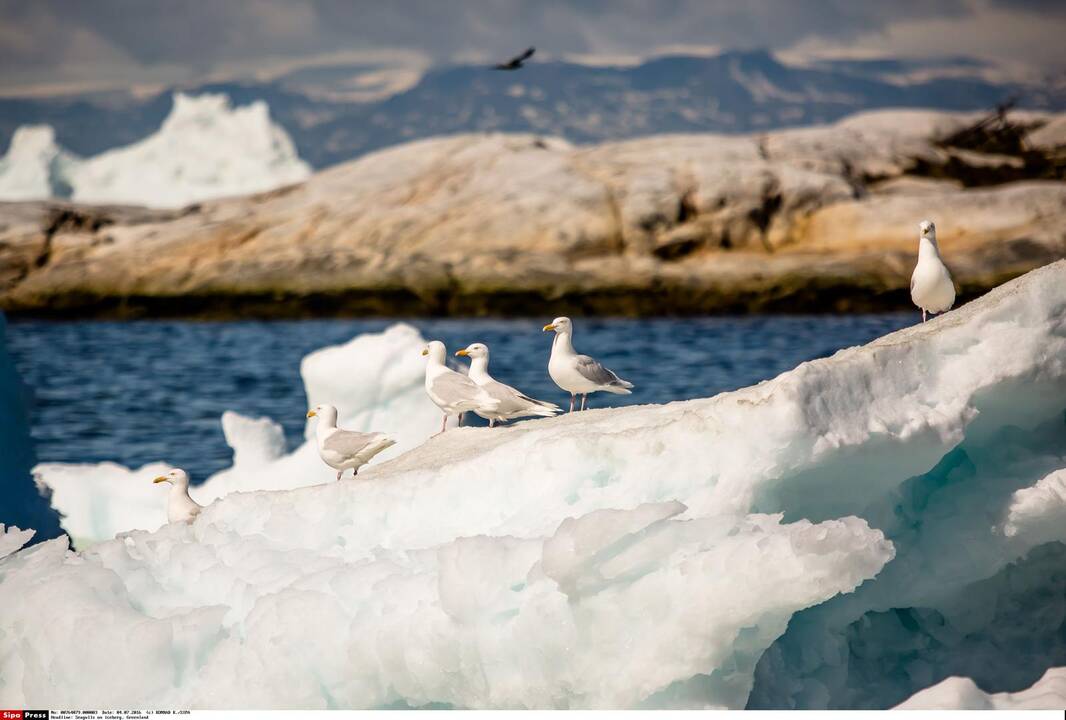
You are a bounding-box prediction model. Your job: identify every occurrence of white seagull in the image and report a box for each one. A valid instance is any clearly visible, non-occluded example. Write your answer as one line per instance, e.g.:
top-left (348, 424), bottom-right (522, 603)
top-left (422, 340), bottom-right (501, 433)
top-left (543, 316), bottom-right (633, 412)
top-left (455, 342), bottom-right (560, 427)
top-left (307, 403), bottom-right (396, 480)
top-left (910, 220), bottom-right (955, 323)
top-left (152, 468), bottom-right (203, 524)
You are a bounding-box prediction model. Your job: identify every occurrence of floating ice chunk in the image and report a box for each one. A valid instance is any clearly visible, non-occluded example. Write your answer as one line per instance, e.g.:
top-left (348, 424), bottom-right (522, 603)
top-left (300, 322), bottom-right (443, 451)
top-left (35, 323), bottom-right (441, 545)
top-left (895, 667), bottom-right (1066, 710)
top-left (5, 261), bottom-right (1066, 709)
top-left (1002, 467), bottom-right (1066, 540)
top-left (220, 410), bottom-right (286, 467)
top-left (34, 461), bottom-right (176, 544)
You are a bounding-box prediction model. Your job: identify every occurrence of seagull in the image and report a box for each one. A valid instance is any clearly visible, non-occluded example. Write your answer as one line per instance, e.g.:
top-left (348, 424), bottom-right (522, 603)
top-left (493, 47), bottom-right (535, 71)
top-left (455, 342), bottom-right (560, 427)
top-left (543, 316), bottom-right (633, 412)
top-left (422, 340), bottom-right (501, 433)
top-left (306, 404), bottom-right (396, 480)
top-left (152, 468), bottom-right (203, 524)
top-left (910, 220), bottom-right (955, 323)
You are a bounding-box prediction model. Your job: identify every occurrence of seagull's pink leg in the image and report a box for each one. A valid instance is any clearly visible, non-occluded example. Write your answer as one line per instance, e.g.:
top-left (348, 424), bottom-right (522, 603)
top-left (336, 470), bottom-right (343, 481)
top-left (580, 395), bottom-right (588, 411)
top-left (922, 309), bottom-right (927, 323)
top-left (438, 414), bottom-right (447, 434)
top-left (569, 394), bottom-right (575, 413)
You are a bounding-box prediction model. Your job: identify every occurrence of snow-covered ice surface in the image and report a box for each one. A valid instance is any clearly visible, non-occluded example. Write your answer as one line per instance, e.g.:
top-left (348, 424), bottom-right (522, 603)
top-left (0, 93), bottom-right (310, 208)
top-left (4, 261), bottom-right (1066, 709)
top-left (895, 666), bottom-right (1066, 709)
top-left (35, 323), bottom-right (442, 546)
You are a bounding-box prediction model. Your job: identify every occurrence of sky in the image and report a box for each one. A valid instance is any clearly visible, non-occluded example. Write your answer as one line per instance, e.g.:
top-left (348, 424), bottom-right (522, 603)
top-left (0, 0), bottom-right (1064, 96)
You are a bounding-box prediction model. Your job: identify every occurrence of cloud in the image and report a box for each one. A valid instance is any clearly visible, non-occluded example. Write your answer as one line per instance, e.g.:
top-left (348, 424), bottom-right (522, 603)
top-left (0, 0), bottom-right (1060, 95)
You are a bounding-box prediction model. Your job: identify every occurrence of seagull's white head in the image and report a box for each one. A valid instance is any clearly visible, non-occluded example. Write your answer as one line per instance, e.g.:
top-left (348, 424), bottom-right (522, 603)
top-left (543, 316), bottom-right (572, 334)
top-left (306, 403), bottom-right (338, 423)
top-left (421, 340), bottom-right (447, 363)
top-left (455, 342), bottom-right (489, 359)
top-left (919, 220), bottom-right (936, 242)
top-left (153, 468), bottom-right (190, 488)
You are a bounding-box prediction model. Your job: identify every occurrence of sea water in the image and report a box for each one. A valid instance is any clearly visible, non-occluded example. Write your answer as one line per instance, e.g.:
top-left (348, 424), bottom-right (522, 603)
top-left (6, 314), bottom-right (912, 481)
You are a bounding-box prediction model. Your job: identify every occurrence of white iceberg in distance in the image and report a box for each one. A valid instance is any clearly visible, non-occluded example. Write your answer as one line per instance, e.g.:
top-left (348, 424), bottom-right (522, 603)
top-left (0, 93), bottom-right (311, 209)
top-left (0, 126), bottom-right (78, 201)
top-left (6, 261), bottom-right (1066, 709)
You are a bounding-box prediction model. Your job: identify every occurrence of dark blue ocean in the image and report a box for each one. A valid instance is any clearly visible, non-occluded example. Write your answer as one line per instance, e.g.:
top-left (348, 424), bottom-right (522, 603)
top-left (6, 315), bottom-right (913, 481)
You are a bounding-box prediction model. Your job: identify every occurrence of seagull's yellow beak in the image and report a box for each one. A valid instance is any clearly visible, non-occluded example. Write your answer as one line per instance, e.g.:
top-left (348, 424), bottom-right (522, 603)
top-left (153, 476), bottom-right (168, 484)
top-left (306, 410), bottom-right (316, 418)
top-left (543, 323), bottom-right (556, 331)
top-left (421, 348), bottom-right (428, 356)
top-left (455, 348), bottom-right (469, 356)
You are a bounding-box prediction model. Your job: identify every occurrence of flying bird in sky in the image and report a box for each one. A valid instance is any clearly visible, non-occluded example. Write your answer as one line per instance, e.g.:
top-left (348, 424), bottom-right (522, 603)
top-left (493, 47), bottom-right (535, 70)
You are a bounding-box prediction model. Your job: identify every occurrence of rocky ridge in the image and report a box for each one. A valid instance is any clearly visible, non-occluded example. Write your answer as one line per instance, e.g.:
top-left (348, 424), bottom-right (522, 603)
top-left (0, 108), bottom-right (1063, 317)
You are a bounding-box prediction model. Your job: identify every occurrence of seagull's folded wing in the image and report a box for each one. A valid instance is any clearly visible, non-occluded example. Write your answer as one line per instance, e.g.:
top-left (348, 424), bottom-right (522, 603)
top-left (575, 354), bottom-right (630, 388)
top-left (323, 430), bottom-right (390, 457)
top-left (432, 371), bottom-right (501, 410)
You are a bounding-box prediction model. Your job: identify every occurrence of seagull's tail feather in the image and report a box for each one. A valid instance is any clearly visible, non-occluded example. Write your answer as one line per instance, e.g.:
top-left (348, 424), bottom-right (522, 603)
top-left (603, 381), bottom-right (634, 395)
top-left (528, 397), bottom-right (561, 412)
top-left (523, 404), bottom-right (561, 417)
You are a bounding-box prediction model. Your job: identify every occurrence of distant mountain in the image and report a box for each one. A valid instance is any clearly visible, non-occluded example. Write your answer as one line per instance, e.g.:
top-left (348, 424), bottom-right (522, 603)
top-left (0, 93), bottom-right (310, 208)
top-left (2, 50), bottom-right (1063, 170)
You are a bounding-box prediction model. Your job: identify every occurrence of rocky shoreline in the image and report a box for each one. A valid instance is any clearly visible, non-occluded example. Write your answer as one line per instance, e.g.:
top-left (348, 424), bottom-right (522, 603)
top-left (1, 109), bottom-right (1063, 318)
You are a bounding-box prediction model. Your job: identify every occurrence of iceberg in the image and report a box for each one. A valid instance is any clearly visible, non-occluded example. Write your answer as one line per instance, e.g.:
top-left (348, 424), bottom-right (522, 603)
top-left (36, 323), bottom-right (443, 546)
top-left (4, 260), bottom-right (1065, 709)
top-left (0, 126), bottom-right (78, 201)
top-left (0, 93), bottom-right (311, 209)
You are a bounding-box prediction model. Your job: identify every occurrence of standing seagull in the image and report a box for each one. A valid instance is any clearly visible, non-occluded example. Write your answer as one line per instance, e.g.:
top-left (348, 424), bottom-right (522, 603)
top-left (422, 340), bottom-right (501, 433)
top-left (910, 220), bottom-right (955, 323)
top-left (307, 404), bottom-right (395, 480)
top-left (152, 468), bottom-right (203, 524)
top-left (543, 316), bottom-right (633, 412)
top-left (455, 342), bottom-right (560, 427)
top-left (493, 47), bottom-right (535, 70)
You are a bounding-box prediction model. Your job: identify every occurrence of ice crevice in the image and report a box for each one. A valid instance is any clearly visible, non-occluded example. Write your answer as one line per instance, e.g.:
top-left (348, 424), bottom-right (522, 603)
top-left (3, 260), bottom-right (1065, 709)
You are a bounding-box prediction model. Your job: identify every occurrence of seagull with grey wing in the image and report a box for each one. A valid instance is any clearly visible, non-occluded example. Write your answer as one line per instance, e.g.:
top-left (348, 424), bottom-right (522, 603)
top-left (455, 342), bottom-right (560, 427)
top-left (910, 220), bottom-right (955, 323)
top-left (152, 468), bottom-right (204, 523)
top-left (543, 316), bottom-right (633, 412)
top-left (307, 404), bottom-right (396, 480)
top-left (493, 47), bottom-right (534, 70)
top-left (422, 340), bottom-right (501, 433)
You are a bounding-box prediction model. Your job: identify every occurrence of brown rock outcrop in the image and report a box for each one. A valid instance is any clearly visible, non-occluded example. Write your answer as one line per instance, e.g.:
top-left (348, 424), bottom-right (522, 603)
top-left (1, 109), bottom-right (1063, 318)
